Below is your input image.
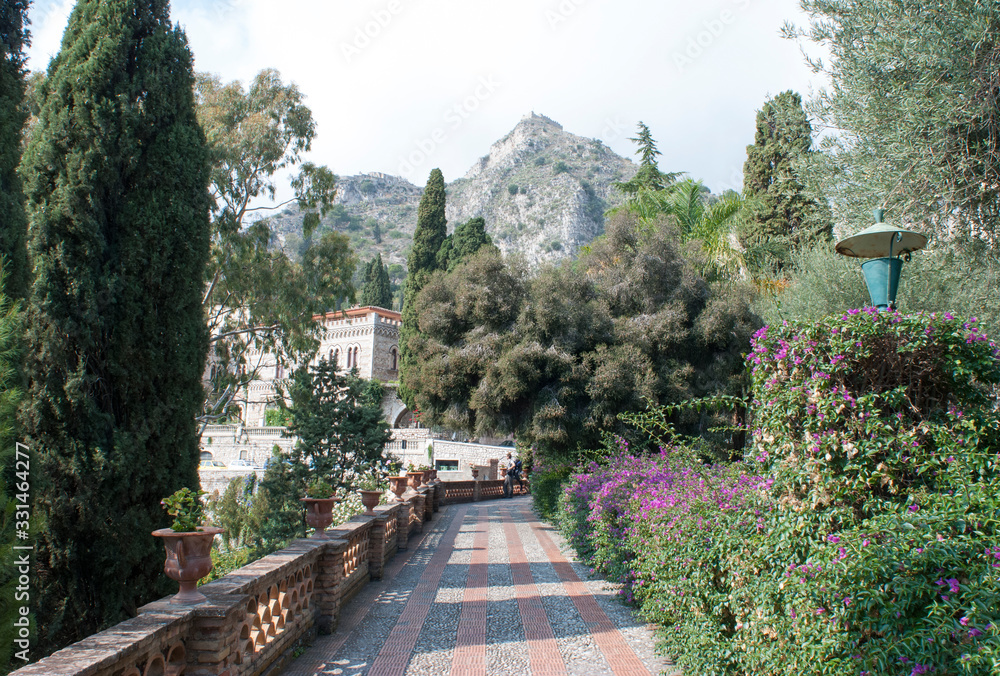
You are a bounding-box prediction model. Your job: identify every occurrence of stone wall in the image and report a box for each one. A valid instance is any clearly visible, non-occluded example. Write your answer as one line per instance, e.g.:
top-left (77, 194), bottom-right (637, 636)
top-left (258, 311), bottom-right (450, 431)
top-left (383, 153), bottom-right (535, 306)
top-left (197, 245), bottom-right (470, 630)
top-left (199, 427), bottom-right (512, 494)
top-left (199, 425), bottom-right (294, 468)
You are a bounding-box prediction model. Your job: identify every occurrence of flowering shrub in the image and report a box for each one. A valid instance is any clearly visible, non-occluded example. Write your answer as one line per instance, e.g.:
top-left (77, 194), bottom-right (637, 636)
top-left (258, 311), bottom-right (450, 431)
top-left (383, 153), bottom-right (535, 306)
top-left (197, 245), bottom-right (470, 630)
top-left (749, 309), bottom-right (1000, 510)
top-left (559, 311), bottom-right (1000, 675)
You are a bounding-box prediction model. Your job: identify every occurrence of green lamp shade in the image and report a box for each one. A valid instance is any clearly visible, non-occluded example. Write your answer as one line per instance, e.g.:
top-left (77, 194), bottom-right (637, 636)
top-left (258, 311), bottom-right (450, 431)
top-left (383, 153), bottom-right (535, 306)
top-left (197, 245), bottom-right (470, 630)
top-left (861, 257), bottom-right (902, 310)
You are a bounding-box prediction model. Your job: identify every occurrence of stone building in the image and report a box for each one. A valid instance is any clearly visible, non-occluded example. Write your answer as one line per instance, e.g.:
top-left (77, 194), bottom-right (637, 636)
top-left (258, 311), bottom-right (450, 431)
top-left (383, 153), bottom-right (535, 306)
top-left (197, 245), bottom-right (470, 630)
top-left (240, 306), bottom-right (409, 428)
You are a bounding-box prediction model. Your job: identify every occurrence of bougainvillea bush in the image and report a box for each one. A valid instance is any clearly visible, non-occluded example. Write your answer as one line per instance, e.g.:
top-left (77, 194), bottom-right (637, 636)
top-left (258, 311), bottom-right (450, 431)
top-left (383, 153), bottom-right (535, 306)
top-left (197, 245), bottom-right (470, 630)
top-left (559, 310), bottom-right (1000, 675)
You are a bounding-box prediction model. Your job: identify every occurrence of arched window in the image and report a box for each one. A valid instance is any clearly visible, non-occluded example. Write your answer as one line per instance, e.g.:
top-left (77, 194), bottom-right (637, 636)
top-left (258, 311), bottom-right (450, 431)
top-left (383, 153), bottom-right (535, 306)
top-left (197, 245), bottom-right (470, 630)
top-left (333, 348), bottom-right (340, 368)
top-left (346, 347), bottom-right (352, 369)
top-left (352, 346), bottom-right (359, 368)
top-left (390, 347), bottom-right (398, 371)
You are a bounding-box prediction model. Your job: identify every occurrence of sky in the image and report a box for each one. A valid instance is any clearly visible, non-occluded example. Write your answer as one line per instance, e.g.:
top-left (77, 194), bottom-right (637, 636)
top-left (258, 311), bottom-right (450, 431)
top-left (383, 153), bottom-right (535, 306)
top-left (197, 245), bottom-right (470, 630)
top-left (25, 0), bottom-right (827, 203)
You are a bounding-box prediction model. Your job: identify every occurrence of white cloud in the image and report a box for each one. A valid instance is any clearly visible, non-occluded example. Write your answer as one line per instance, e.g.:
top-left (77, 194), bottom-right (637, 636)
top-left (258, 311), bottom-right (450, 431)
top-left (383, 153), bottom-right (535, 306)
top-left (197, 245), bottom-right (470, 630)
top-left (25, 0), bottom-right (827, 202)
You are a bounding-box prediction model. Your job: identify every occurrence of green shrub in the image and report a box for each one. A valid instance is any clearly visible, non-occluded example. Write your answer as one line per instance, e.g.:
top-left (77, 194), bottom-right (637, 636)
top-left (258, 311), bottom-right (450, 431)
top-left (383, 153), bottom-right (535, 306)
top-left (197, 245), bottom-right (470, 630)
top-left (531, 462), bottom-right (573, 520)
top-left (264, 407), bottom-right (292, 427)
top-left (508, 183), bottom-right (519, 195)
top-left (553, 160), bottom-right (569, 174)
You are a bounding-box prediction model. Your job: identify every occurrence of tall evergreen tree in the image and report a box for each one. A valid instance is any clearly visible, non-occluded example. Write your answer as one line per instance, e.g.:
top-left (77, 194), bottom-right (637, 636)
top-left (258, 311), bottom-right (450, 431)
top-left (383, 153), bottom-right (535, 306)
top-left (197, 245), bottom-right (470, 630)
top-left (18, 0), bottom-right (211, 654)
top-left (613, 121), bottom-right (680, 196)
top-left (399, 168), bottom-right (447, 404)
top-left (436, 216), bottom-right (495, 271)
top-left (0, 274), bottom-right (22, 672)
top-left (0, 1), bottom-right (30, 299)
top-left (361, 253), bottom-right (391, 308)
top-left (739, 91), bottom-right (831, 269)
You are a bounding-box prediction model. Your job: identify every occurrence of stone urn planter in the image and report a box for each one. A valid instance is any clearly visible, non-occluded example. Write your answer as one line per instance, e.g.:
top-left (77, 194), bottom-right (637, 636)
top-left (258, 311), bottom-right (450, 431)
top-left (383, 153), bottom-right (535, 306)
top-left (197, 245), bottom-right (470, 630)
top-left (420, 469), bottom-right (433, 485)
top-left (471, 467), bottom-right (479, 480)
top-left (359, 490), bottom-right (382, 516)
top-left (406, 471), bottom-right (423, 489)
top-left (428, 468), bottom-right (438, 482)
top-left (388, 476), bottom-right (409, 502)
top-left (152, 527), bottom-right (224, 604)
top-left (500, 467), bottom-right (508, 479)
top-left (301, 497), bottom-right (340, 539)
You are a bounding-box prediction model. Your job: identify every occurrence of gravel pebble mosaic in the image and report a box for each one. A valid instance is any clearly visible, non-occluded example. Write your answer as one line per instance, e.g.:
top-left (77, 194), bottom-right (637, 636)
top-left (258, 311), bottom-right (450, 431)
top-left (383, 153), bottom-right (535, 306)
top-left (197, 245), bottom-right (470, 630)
top-left (286, 496), bottom-right (678, 676)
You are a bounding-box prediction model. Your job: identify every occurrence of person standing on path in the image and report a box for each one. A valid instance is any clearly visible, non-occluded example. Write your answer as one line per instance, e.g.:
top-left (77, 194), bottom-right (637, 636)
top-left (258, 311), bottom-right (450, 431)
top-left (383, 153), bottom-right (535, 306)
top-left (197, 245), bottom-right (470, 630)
top-left (503, 452), bottom-right (516, 498)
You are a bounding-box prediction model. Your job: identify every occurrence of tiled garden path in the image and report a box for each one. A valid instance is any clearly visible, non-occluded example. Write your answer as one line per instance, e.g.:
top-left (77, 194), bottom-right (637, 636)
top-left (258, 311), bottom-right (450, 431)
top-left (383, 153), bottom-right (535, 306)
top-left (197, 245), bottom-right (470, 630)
top-left (284, 496), bottom-right (679, 676)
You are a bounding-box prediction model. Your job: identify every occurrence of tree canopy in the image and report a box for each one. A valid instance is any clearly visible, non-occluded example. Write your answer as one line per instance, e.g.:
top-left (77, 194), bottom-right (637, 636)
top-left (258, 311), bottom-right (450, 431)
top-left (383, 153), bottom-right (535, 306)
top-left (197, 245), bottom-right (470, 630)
top-left (406, 211), bottom-right (759, 457)
top-left (19, 0), bottom-right (211, 653)
top-left (0, 0), bottom-right (30, 299)
top-left (361, 253), bottom-right (392, 308)
top-left (739, 90), bottom-right (831, 270)
top-left (436, 216), bottom-right (496, 272)
top-left (792, 1), bottom-right (1000, 245)
top-left (399, 168), bottom-right (447, 405)
top-left (195, 69), bottom-right (354, 426)
top-left (613, 121), bottom-right (680, 195)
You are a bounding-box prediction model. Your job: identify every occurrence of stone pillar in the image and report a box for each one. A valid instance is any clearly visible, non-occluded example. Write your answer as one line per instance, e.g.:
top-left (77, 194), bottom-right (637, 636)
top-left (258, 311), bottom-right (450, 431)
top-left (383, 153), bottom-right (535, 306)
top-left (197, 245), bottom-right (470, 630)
top-left (185, 602), bottom-right (246, 674)
top-left (314, 539), bottom-right (348, 634)
top-left (395, 501), bottom-right (410, 550)
top-left (410, 494), bottom-right (425, 534)
top-left (472, 467), bottom-right (481, 502)
top-left (368, 513), bottom-right (388, 581)
top-left (381, 505), bottom-right (399, 569)
top-left (489, 458), bottom-right (499, 481)
top-left (421, 487), bottom-right (433, 522)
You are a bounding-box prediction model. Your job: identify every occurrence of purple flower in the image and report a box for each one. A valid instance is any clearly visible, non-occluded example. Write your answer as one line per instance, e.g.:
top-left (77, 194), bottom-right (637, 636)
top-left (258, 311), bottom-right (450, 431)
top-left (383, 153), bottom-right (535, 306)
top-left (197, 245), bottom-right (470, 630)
top-left (947, 578), bottom-right (960, 594)
top-left (909, 504), bottom-right (920, 513)
top-left (827, 535), bottom-right (841, 543)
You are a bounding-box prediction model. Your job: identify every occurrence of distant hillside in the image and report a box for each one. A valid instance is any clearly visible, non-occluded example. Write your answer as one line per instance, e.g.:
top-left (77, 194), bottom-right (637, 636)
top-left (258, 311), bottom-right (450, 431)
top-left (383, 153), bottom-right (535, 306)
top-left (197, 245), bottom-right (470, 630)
top-left (269, 112), bottom-right (638, 274)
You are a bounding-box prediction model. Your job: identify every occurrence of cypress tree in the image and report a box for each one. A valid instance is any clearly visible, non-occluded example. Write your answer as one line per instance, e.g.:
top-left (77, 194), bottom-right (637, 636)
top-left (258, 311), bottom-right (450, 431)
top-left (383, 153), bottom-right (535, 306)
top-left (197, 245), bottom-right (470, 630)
top-left (437, 216), bottom-right (495, 272)
top-left (19, 0), bottom-right (211, 654)
top-left (399, 168), bottom-right (447, 404)
top-left (0, 1), bottom-right (30, 299)
top-left (740, 91), bottom-right (831, 267)
top-left (361, 253), bottom-right (391, 309)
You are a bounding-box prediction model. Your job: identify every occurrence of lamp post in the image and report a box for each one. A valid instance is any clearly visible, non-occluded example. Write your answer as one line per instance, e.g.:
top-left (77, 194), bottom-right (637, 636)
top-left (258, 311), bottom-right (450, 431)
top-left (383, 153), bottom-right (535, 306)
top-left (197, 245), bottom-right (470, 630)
top-left (835, 209), bottom-right (927, 311)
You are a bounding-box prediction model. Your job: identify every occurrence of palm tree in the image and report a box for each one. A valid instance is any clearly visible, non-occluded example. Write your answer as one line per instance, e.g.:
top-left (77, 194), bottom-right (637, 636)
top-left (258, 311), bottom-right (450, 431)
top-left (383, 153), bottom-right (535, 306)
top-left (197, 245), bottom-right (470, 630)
top-left (615, 179), bottom-right (754, 281)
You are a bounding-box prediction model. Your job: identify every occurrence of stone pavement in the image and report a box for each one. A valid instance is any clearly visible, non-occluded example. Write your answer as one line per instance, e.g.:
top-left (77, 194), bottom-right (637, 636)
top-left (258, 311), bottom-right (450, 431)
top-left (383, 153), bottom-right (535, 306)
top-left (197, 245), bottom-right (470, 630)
top-left (284, 496), bottom-right (679, 676)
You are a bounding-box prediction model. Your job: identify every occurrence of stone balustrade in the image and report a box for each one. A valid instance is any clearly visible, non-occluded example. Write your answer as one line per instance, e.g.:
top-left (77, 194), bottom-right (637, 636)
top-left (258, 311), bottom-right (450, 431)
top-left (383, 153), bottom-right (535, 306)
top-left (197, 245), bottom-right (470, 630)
top-left (11, 477), bottom-right (528, 676)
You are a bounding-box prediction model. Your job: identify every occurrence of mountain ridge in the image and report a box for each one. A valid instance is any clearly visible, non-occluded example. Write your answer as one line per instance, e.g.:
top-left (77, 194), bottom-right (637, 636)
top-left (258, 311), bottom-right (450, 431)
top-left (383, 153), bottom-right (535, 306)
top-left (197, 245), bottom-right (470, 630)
top-left (270, 112), bottom-right (638, 273)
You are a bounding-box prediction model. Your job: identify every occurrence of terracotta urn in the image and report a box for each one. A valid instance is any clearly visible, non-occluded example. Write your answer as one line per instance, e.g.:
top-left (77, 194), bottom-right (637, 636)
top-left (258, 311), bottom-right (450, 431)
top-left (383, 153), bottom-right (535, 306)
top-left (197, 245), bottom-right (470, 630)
top-left (406, 471), bottom-right (423, 489)
top-left (359, 489), bottom-right (382, 516)
top-left (500, 467), bottom-right (508, 479)
top-left (152, 526), bottom-right (224, 604)
top-left (428, 468), bottom-right (438, 482)
top-left (301, 497), bottom-right (340, 539)
top-left (420, 469), bottom-right (433, 485)
top-left (471, 467), bottom-right (479, 480)
top-left (388, 476), bottom-right (409, 502)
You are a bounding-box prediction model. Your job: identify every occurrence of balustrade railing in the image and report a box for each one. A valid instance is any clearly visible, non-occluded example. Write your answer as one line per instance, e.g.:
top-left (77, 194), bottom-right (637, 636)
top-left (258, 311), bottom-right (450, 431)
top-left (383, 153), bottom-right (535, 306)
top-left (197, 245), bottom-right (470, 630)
top-left (12, 477), bottom-right (521, 676)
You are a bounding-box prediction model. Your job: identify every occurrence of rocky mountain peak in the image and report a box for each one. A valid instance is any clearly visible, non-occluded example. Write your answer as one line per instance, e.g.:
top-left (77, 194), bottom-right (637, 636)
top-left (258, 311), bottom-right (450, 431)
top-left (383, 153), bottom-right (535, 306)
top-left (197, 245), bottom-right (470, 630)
top-left (271, 113), bottom-right (637, 271)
